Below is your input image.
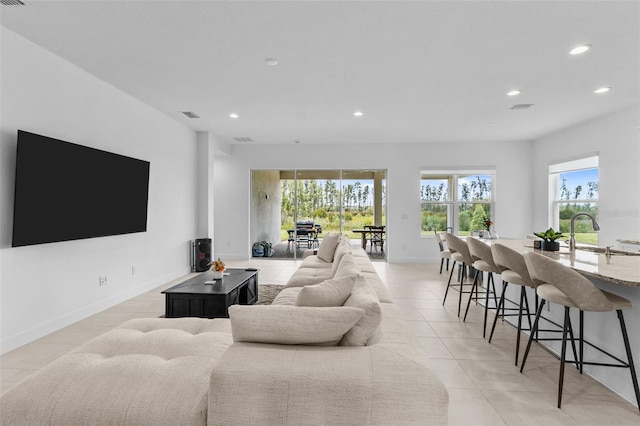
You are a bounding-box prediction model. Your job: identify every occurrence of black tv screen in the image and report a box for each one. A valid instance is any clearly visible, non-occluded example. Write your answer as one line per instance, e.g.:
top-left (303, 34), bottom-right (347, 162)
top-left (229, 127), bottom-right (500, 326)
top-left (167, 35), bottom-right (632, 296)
top-left (12, 130), bottom-right (150, 247)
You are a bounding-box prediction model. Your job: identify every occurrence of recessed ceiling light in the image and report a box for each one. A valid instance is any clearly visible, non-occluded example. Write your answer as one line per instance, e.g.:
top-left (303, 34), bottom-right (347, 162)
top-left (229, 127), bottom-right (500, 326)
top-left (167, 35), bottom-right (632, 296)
top-left (570, 44), bottom-right (591, 55)
top-left (353, 111), bottom-right (364, 117)
top-left (229, 113), bottom-right (239, 118)
top-left (265, 58), bottom-right (278, 66)
top-left (594, 87), bottom-right (611, 94)
top-left (507, 90), bottom-right (521, 96)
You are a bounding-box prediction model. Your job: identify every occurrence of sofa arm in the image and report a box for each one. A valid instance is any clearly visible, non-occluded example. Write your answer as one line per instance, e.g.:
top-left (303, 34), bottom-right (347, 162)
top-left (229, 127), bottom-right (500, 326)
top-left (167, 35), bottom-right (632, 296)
top-left (208, 342), bottom-right (448, 425)
top-left (302, 248), bottom-right (318, 258)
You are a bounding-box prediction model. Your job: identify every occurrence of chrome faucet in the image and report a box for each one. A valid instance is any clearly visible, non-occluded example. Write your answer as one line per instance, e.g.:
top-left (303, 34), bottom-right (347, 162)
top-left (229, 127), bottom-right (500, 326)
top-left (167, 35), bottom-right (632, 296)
top-left (569, 212), bottom-right (600, 251)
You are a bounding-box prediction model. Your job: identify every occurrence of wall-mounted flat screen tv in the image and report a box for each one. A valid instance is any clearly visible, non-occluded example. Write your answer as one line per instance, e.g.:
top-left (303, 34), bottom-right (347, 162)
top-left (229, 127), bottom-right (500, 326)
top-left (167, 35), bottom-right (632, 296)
top-left (12, 130), bottom-right (150, 247)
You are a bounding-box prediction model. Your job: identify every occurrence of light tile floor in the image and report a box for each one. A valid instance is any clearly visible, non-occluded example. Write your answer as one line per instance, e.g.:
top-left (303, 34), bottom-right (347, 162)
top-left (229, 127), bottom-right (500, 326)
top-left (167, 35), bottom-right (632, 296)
top-left (1, 259), bottom-right (639, 425)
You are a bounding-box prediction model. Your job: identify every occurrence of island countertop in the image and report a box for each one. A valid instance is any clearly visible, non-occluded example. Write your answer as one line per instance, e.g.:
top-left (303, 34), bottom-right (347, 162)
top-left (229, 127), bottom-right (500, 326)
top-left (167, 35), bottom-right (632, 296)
top-left (483, 239), bottom-right (640, 288)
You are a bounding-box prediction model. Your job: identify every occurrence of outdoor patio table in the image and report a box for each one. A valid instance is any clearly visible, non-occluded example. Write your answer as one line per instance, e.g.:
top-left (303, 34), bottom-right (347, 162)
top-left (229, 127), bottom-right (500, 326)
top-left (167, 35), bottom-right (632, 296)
top-left (352, 227), bottom-right (385, 252)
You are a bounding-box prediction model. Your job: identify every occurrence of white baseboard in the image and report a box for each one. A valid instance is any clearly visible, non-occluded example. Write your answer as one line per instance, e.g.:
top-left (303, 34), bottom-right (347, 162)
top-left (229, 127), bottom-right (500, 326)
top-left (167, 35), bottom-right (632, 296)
top-left (0, 268), bottom-right (190, 355)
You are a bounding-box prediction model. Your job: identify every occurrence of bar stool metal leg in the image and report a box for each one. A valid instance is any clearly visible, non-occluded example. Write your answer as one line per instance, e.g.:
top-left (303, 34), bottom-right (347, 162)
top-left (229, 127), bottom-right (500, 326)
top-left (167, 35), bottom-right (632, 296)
top-left (488, 282), bottom-right (508, 344)
top-left (617, 310), bottom-right (640, 413)
top-left (484, 273), bottom-right (498, 338)
top-left (579, 310), bottom-right (584, 374)
top-left (558, 306), bottom-right (571, 408)
top-left (463, 271), bottom-right (497, 338)
top-left (442, 261), bottom-right (457, 306)
top-left (514, 286), bottom-right (529, 366)
top-left (461, 266), bottom-right (473, 318)
top-left (521, 300), bottom-right (545, 373)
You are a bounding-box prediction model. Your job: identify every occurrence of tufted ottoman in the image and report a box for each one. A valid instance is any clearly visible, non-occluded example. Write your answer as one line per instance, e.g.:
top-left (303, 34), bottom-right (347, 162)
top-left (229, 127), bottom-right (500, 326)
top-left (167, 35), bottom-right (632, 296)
top-left (0, 317), bottom-right (233, 426)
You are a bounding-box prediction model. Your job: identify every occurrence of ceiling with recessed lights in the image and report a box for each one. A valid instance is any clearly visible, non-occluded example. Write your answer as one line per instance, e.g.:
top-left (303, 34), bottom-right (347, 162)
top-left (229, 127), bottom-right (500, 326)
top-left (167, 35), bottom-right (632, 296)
top-left (1, 1), bottom-right (638, 145)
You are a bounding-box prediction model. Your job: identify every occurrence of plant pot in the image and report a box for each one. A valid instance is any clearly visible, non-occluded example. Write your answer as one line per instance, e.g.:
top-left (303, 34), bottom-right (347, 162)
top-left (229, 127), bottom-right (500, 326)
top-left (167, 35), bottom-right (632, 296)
top-left (211, 270), bottom-right (224, 279)
top-left (541, 241), bottom-right (560, 251)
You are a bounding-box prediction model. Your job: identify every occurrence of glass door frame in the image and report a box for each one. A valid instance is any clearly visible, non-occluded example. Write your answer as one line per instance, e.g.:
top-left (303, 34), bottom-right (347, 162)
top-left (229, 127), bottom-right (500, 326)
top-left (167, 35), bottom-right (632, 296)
top-left (250, 168), bottom-right (387, 260)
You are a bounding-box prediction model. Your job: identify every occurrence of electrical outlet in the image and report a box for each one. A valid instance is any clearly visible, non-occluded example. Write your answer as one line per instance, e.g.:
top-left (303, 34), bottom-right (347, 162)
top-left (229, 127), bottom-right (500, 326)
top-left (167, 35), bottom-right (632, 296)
top-left (98, 276), bottom-right (107, 286)
top-left (132, 266), bottom-right (136, 275)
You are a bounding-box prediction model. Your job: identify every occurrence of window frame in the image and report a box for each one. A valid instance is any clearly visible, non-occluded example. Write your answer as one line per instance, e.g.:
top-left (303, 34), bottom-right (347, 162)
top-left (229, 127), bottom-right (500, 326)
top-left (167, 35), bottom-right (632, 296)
top-left (548, 155), bottom-right (599, 245)
top-left (420, 169), bottom-right (496, 237)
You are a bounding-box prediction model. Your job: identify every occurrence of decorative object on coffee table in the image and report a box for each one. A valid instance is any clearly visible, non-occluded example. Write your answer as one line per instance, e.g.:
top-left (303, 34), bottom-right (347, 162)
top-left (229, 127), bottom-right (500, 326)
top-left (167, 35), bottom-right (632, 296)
top-left (210, 257), bottom-right (226, 278)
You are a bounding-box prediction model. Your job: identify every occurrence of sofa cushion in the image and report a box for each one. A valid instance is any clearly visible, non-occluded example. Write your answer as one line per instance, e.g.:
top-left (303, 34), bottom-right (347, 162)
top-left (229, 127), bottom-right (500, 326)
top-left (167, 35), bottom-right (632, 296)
top-left (298, 255), bottom-right (333, 269)
top-left (331, 239), bottom-right (353, 277)
top-left (340, 276), bottom-right (382, 346)
top-left (360, 271), bottom-right (392, 303)
top-left (0, 318), bottom-right (232, 426)
top-left (333, 252), bottom-right (361, 279)
top-left (229, 305), bottom-right (364, 346)
top-left (295, 275), bottom-right (357, 307)
top-left (286, 267), bottom-right (332, 287)
top-left (271, 287), bottom-right (302, 305)
top-left (354, 256), bottom-right (377, 273)
top-left (317, 232), bottom-right (341, 262)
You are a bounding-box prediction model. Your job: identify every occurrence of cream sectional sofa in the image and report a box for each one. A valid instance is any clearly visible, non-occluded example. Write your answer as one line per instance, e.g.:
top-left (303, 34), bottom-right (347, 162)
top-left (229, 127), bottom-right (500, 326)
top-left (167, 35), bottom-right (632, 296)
top-left (1, 234), bottom-right (448, 425)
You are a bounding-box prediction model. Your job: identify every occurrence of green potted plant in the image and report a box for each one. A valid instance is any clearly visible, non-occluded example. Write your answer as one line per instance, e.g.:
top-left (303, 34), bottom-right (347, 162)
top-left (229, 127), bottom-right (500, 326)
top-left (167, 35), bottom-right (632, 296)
top-left (534, 228), bottom-right (564, 251)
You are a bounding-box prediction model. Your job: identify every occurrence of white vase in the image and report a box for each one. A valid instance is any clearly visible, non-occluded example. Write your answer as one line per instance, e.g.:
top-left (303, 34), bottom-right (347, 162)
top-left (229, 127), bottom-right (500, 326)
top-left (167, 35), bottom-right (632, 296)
top-left (211, 270), bottom-right (224, 279)
top-left (483, 229), bottom-right (497, 239)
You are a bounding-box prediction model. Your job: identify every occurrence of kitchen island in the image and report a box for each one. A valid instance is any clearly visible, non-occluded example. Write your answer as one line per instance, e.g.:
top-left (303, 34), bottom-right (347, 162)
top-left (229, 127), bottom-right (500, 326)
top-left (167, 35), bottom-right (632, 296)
top-left (489, 239), bottom-right (640, 287)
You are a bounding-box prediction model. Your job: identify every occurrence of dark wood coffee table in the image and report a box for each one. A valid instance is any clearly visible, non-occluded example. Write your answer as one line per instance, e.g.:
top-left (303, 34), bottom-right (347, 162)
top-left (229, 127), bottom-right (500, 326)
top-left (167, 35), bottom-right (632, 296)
top-left (162, 268), bottom-right (259, 318)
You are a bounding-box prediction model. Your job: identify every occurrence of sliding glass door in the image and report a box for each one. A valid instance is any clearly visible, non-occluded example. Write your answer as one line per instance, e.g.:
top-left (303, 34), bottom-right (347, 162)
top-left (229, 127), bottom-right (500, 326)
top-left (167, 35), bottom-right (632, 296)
top-left (250, 169), bottom-right (386, 260)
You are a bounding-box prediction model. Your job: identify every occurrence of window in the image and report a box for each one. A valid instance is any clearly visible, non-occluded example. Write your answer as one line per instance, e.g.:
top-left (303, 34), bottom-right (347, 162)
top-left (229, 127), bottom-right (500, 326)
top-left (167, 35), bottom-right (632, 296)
top-left (421, 170), bottom-right (495, 236)
top-left (549, 156), bottom-right (599, 245)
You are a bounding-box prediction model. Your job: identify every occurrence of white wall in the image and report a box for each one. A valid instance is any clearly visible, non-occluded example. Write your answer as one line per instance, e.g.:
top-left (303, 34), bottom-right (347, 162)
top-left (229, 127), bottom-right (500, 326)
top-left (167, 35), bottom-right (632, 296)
top-left (0, 28), bottom-right (199, 353)
top-left (531, 106), bottom-right (640, 244)
top-left (213, 140), bottom-right (533, 262)
top-left (529, 105), bottom-right (640, 406)
top-left (196, 132), bottom-right (215, 240)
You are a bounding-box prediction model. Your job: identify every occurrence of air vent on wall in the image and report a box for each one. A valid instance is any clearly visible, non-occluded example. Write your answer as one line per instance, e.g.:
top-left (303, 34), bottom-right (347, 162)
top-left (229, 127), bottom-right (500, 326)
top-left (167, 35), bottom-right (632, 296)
top-left (1, 0), bottom-right (26, 5)
top-left (510, 104), bottom-right (534, 110)
top-left (233, 137), bottom-right (253, 143)
top-left (181, 111), bottom-right (200, 119)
